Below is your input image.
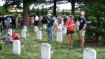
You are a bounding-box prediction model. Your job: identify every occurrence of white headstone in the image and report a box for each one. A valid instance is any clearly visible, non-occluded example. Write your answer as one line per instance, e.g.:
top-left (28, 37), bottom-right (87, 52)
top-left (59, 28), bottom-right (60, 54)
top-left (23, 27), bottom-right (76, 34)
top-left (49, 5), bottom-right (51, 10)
top-left (21, 29), bottom-right (26, 38)
top-left (8, 29), bottom-right (12, 36)
top-left (59, 24), bottom-right (62, 30)
top-left (13, 40), bottom-right (21, 55)
top-left (62, 27), bottom-right (67, 34)
top-left (43, 24), bottom-right (47, 29)
top-left (23, 26), bottom-right (28, 32)
top-left (36, 31), bottom-right (42, 40)
top-left (56, 32), bottom-right (63, 42)
top-left (83, 48), bottom-right (96, 59)
top-left (41, 43), bottom-right (51, 59)
top-left (34, 26), bottom-right (39, 32)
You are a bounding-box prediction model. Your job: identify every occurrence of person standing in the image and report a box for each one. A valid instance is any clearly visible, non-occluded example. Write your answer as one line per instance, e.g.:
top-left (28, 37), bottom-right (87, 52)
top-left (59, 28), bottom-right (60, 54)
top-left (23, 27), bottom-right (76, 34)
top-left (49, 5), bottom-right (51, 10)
top-left (6, 16), bottom-right (11, 28)
top-left (34, 15), bottom-right (39, 26)
top-left (66, 15), bottom-right (75, 48)
top-left (46, 14), bottom-right (54, 42)
top-left (0, 21), bottom-right (3, 34)
top-left (79, 11), bottom-right (87, 48)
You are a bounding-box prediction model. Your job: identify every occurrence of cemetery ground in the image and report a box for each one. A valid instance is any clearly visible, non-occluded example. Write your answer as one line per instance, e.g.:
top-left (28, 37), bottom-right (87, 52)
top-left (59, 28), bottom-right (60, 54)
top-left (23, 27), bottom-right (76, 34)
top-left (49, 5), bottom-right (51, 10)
top-left (0, 24), bottom-right (105, 59)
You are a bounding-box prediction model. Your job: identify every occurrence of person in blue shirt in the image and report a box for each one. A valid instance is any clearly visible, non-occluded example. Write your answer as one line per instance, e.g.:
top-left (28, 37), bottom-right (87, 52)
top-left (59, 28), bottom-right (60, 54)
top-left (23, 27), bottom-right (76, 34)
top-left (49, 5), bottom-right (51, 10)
top-left (0, 32), bottom-right (12, 45)
top-left (79, 11), bottom-right (87, 48)
top-left (6, 16), bottom-right (11, 28)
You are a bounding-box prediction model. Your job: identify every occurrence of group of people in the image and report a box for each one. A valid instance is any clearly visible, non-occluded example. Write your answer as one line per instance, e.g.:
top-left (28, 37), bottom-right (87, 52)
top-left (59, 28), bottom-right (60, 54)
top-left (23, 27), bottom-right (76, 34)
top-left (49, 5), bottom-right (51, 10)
top-left (0, 11), bottom-right (87, 49)
top-left (0, 16), bottom-right (19, 28)
top-left (0, 30), bottom-right (20, 45)
top-left (46, 11), bottom-right (87, 49)
top-left (66, 11), bottom-right (87, 48)
top-left (0, 15), bottom-right (19, 34)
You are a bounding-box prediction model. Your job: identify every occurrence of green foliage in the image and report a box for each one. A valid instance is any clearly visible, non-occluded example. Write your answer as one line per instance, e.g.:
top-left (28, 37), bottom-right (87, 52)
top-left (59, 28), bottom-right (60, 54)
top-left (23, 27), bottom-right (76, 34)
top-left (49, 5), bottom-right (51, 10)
top-left (0, 7), bottom-right (6, 15)
top-left (80, 0), bottom-right (105, 42)
top-left (29, 8), bottom-right (48, 16)
top-left (60, 10), bottom-right (71, 16)
top-left (3, 0), bottom-right (46, 7)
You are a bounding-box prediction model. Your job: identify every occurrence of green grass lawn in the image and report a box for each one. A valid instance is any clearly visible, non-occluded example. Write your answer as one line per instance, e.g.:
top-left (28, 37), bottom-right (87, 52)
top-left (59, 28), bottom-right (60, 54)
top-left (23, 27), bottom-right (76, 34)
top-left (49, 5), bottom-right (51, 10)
top-left (0, 25), bottom-right (105, 59)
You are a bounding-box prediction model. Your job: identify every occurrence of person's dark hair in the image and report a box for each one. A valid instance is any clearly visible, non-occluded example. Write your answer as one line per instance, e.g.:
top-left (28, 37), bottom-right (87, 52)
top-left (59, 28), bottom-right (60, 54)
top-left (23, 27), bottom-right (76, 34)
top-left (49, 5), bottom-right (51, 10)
top-left (7, 34), bottom-right (10, 36)
top-left (7, 32), bottom-right (11, 36)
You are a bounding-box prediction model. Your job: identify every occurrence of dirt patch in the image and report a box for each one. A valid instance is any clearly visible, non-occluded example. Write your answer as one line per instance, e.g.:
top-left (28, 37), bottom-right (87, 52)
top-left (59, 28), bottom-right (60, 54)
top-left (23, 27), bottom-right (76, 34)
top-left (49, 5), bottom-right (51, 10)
top-left (85, 40), bottom-right (105, 46)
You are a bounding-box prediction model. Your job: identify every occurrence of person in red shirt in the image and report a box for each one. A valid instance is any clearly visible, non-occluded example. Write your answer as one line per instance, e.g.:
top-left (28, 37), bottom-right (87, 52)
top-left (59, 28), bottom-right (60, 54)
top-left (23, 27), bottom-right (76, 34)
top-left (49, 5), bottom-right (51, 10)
top-left (66, 15), bottom-right (75, 48)
top-left (12, 30), bottom-right (20, 40)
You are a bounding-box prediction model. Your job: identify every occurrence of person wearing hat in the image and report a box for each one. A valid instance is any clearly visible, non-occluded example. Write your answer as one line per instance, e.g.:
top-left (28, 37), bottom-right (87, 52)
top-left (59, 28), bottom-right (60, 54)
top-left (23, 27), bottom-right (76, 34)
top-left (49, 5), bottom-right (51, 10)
top-left (79, 11), bottom-right (87, 48)
top-left (66, 15), bottom-right (75, 48)
top-left (0, 32), bottom-right (12, 45)
top-left (46, 14), bottom-right (54, 42)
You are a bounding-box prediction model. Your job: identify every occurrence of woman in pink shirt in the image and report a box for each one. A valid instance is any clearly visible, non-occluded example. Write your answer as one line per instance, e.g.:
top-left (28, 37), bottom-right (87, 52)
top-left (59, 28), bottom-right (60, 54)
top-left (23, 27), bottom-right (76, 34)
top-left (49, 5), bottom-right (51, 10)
top-left (66, 15), bottom-right (75, 48)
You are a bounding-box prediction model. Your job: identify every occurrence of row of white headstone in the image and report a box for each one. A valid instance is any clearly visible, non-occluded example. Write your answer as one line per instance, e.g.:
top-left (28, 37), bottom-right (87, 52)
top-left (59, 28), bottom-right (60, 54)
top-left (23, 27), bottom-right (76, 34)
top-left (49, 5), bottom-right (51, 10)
top-left (8, 26), bottom-right (96, 59)
top-left (36, 30), bottom-right (63, 42)
top-left (42, 24), bottom-right (64, 30)
top-left (12, 41), bottom-right (97, 59)
top-left (41, 43), bottom-right (97, 59)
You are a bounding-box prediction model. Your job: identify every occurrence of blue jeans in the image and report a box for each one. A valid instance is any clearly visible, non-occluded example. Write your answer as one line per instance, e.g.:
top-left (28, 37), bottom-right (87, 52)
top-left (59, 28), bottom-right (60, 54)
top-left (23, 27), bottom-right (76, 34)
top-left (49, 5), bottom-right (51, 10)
top-left (46, 27), bottom-right (53, 42)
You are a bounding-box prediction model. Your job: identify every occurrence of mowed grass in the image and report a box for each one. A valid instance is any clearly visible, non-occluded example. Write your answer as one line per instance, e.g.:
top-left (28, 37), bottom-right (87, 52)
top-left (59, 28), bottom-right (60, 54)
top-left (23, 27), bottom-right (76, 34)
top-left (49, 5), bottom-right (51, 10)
top-left (0, 24), bottom-right (105, 59)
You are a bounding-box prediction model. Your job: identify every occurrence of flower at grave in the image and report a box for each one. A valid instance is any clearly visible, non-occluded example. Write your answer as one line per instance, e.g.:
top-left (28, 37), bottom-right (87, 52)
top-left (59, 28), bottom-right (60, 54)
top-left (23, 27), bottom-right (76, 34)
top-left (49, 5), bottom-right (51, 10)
top-left (39, 28), bottom-right (42, 30)
top-left (0, 40), bottom-right (4, 45)
top-left (0, 40), bottom-right (4, 50)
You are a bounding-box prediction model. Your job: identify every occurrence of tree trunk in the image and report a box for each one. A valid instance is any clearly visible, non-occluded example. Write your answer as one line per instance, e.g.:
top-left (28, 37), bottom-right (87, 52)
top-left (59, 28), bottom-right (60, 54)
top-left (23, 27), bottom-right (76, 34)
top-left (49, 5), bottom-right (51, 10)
top-left (53, 0), bottom-right (56, 16)
top-left (71, 0), bottom-right (75, 15)
top-left (23, 0), bottom-right (29, 26)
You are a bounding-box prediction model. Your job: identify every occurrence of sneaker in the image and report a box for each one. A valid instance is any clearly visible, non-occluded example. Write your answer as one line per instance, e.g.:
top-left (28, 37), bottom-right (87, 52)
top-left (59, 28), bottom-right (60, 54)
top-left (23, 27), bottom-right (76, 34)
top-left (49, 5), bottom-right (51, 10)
top-left (70, 46), bottom-right (72, 48)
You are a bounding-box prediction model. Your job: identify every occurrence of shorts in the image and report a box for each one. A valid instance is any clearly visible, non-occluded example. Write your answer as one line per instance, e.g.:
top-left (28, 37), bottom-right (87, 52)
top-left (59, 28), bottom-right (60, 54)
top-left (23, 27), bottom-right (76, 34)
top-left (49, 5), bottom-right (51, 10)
top-left (78, 30), bottom-right (86, 40)
top-left (66, 30), bottom-right (74, 34)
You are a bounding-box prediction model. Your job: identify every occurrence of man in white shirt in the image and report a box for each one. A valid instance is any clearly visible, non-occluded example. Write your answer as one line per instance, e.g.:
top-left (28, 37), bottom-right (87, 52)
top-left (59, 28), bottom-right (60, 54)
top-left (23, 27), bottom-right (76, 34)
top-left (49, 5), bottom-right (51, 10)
top-left (34, 15), bottom-right (39, 26)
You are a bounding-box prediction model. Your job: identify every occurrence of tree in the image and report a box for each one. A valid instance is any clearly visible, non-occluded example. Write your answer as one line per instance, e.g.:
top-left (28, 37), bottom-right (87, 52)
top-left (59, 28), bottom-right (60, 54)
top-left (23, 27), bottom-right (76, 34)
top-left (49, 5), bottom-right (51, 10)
top-left (0, 6), bottom-right (6, 14)
top-left (3, 0), bottom-right (45, 26)
top-left (52, 0), bottom-right (87, 16)
top-left (80, 0), bottom-right (105, 42)
top-left (53, 0), bottom-right (56, 16)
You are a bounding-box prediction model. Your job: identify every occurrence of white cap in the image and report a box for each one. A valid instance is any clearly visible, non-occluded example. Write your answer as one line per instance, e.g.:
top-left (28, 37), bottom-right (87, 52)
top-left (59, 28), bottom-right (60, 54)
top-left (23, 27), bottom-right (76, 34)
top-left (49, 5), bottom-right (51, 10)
top-left (7, 32), bottom-right (11, 35)
top-left (47, 13), bottom-right (52, 16)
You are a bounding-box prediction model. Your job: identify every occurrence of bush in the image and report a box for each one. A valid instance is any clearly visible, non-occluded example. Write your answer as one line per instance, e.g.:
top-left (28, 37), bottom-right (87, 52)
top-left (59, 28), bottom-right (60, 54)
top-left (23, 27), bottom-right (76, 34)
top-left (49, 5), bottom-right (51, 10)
top-left (85, 16), bottom-right (105, 42)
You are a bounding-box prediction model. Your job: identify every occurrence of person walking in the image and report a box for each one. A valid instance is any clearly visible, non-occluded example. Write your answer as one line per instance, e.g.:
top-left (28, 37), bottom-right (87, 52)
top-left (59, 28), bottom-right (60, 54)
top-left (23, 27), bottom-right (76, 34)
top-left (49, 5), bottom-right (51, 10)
top-left (66, 15), bottom-right (75, 48)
